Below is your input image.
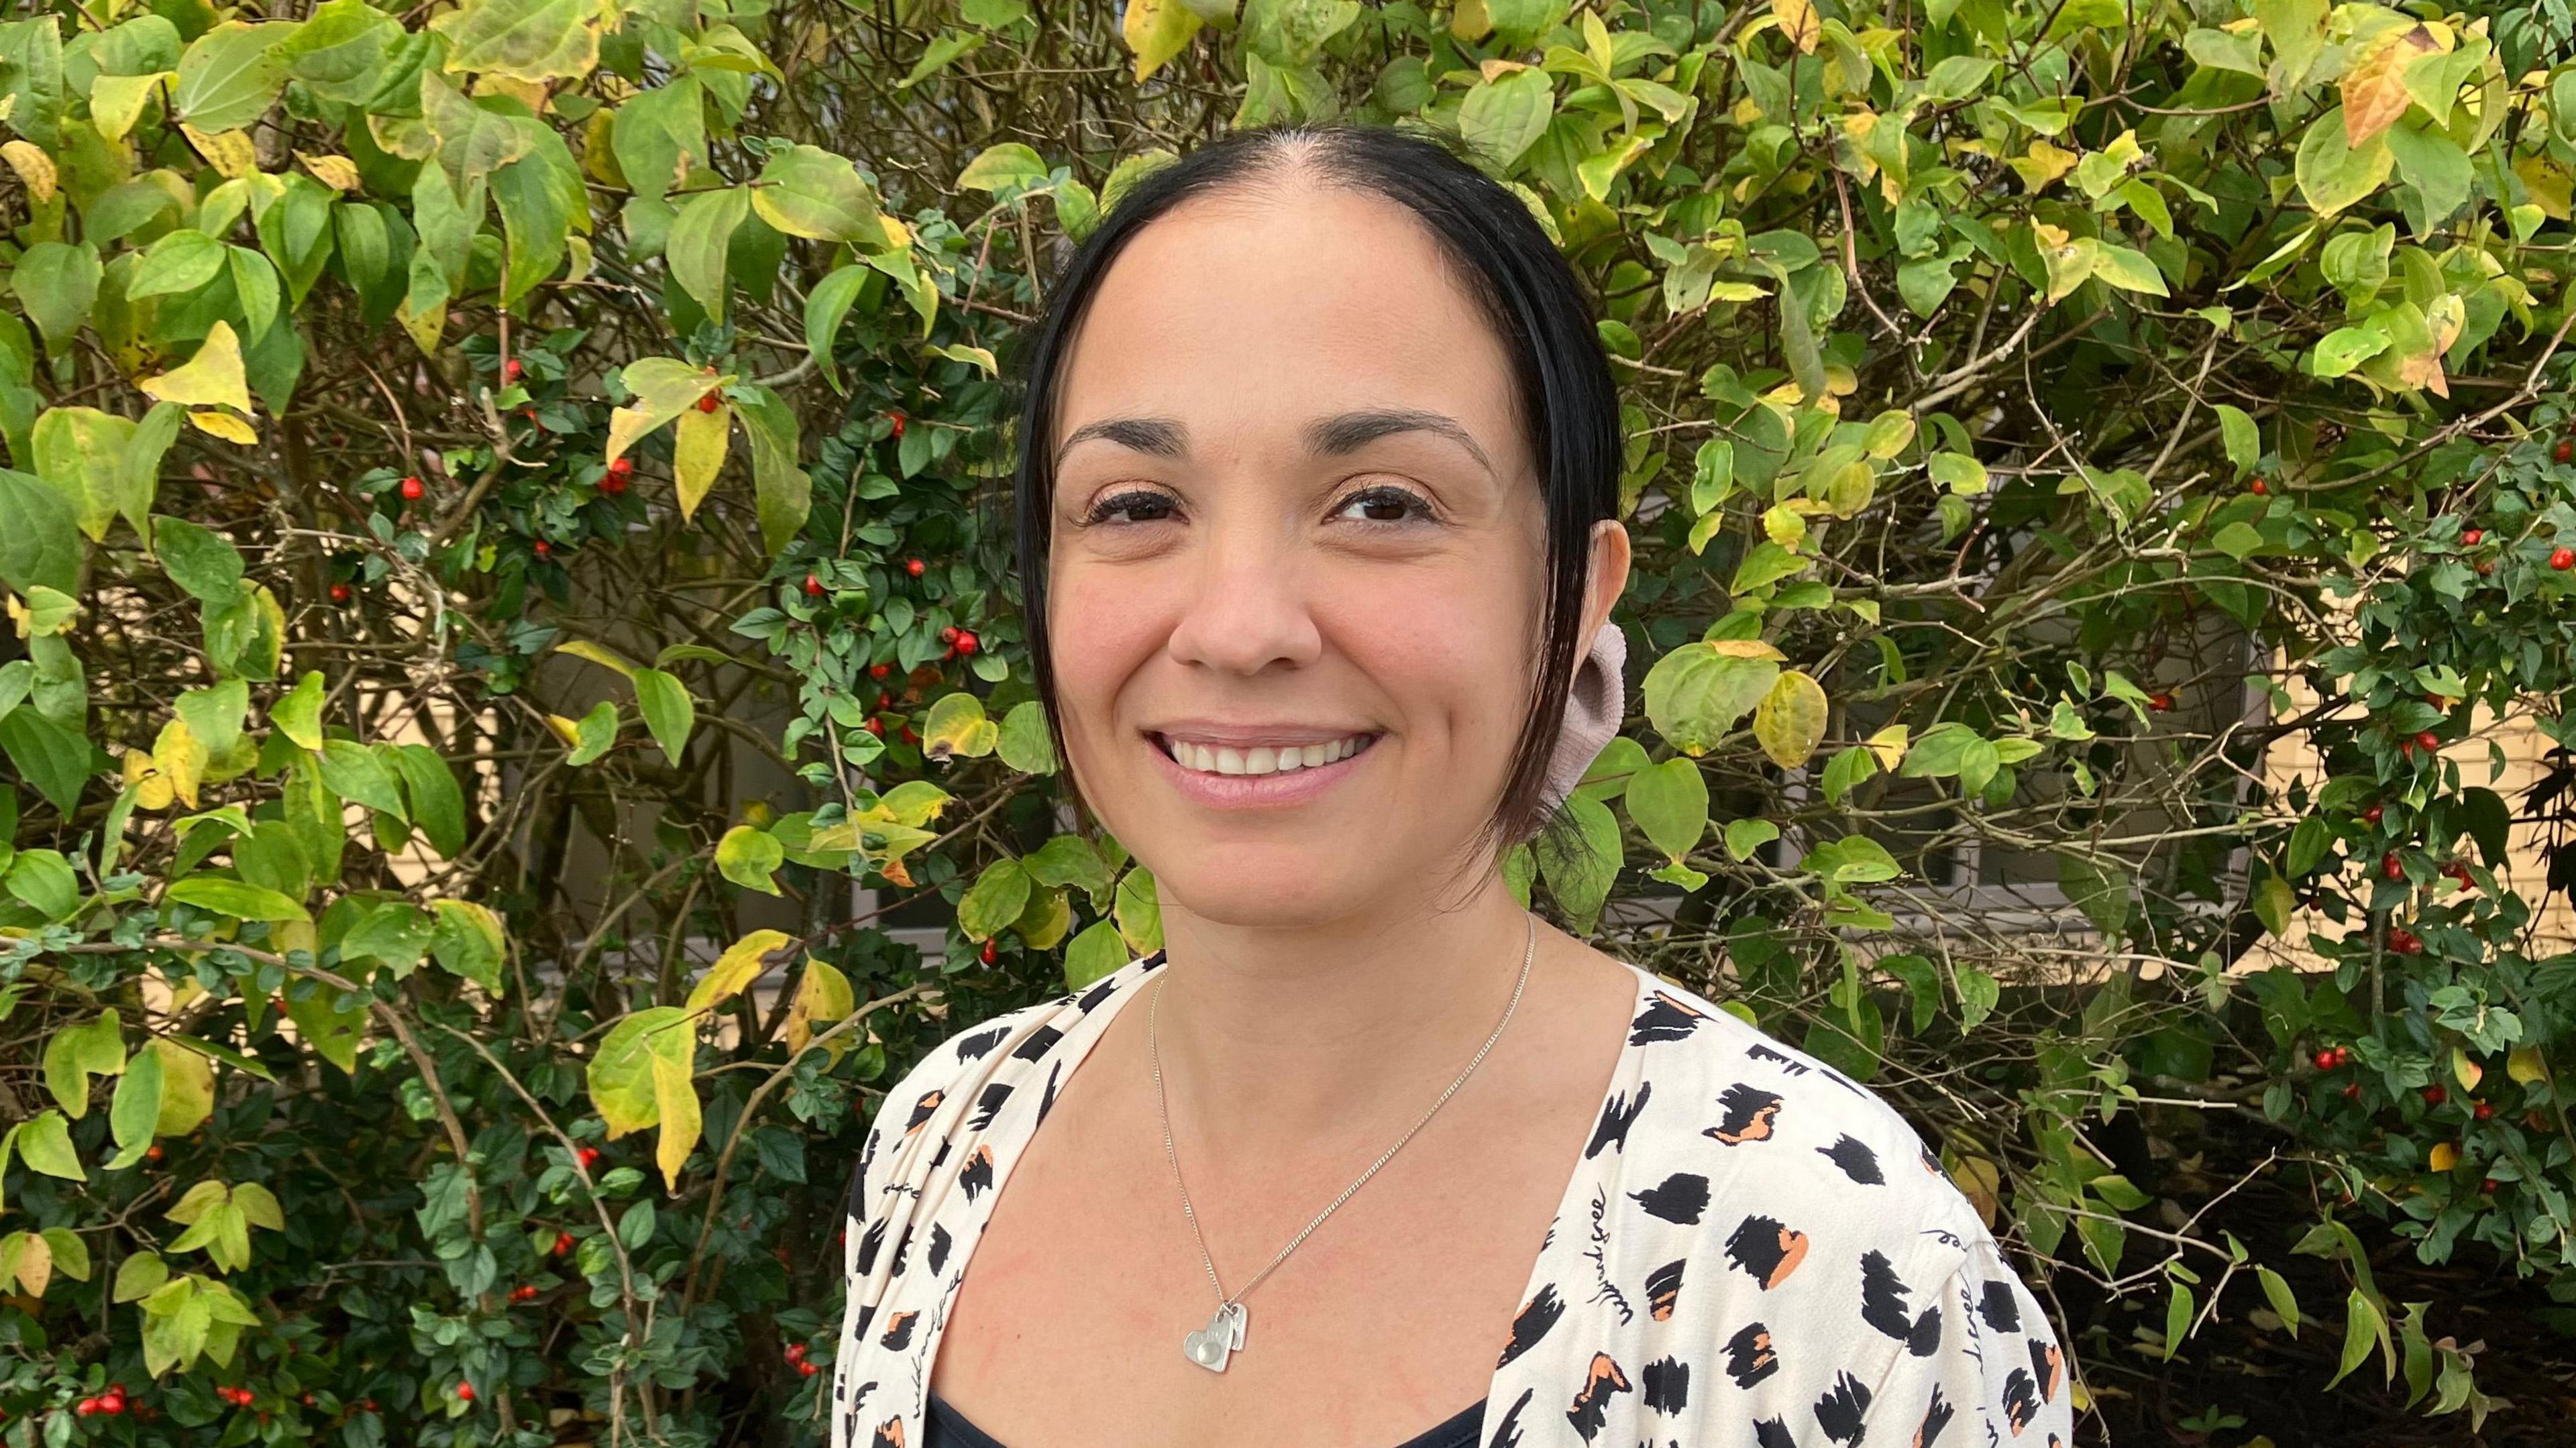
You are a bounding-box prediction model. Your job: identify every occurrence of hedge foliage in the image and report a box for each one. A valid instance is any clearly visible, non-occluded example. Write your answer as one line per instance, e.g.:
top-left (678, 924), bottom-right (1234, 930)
top-left (2, 0), bottom-right (2575, 1439)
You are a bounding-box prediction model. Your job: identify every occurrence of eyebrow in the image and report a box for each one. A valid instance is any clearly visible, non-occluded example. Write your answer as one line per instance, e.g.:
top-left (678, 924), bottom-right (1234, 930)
top-left (1053, 408), bottom-right (1495, 478)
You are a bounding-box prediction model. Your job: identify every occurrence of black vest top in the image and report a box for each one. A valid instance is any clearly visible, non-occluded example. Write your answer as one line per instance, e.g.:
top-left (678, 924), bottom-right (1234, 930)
top-left (923, 1394), bottom-right (1489, 1448)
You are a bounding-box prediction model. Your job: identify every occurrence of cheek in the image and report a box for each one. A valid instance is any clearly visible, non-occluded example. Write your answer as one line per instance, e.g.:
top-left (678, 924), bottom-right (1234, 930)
top-left (1320, 573), bottom-right (1534, 732)
top-left (1046, 571), bottom-right (1164, 728)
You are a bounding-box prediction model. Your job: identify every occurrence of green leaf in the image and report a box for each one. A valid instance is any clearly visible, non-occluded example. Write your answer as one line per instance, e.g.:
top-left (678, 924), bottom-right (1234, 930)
top-left (610, 77), bottom-right (705, 207)
top-left (955, 142), bottom-right (1047, 193)
top-left (1955, 966), bottom-right (1999, 1029)
top-left (7, 848), bottom-right (78, 921)
top-left (2215, 404), bottom-right (2258, 476)
top-left (633, 669), bottom-right (694, 765)
top-left (1114, 866), bottom-right (1161, 953)
top-left (588, 1006), bottom-right (693, 1139)
top-left (1723, 818), bottom-right (1779, 860)
top-left (1458, 66), bottom-right (1552, 169)
top-left (0, 707), bottom-right (93, 814)
top-left (2328, 1288), bottom-right (2387, 1389)
top-left (1731, 539), bottom-right (1809, 594)
top-left (269, 671), bottom-right (325, 750)
top-left (1063, 919), bottom-right (1129, 991)
top-left (715, 825), bottom-right (784, 895)
top-left (751, 144), bottom-right (882, 241)
top-left (682, 929), bottom-right (788, 1012)
top-left (665, 186), bottom-right (749, 321)
top-left (17, 1110), bottom-right (84, 1181)
top-left (1820, 745), bottom-right (1878, 803)
top-left (11, 243), bottom-right (101, 358)
top-left (170, 20), bottom-right (290, 133)
top-left (339, 901), bottom-right (435, 974)
top-left (425, 0), bottom-right (601, 82)
top-left (389, 744), bottom-right (466, 856)
top-left (2257, 1265), bottom-right (2302, 1336)
top-left (2091, 242), bottom-right (2169, 296)
top-left (736, 386), bottom-right (810, 557)
top-left (2295, 108), bottom-right (2395, 217)
top-left (1642, 641), bottom-right (1782, 755)
top-left (567, 700), bottom-right (619, 765)
top-left (1533, 792), bottom-right (1621, 934)
top-left (317, 739), bottom-right (406, 819)
top-left (1623, 757), bottom-right (1708, 865)
top-left (429, 899), bottom-right (507, 994)
top-left (802, 264), bottom-right (871, 393)
top-left (166, 876), bottom-right (311, 922)
top-left (43, 1011), bottom-right (124, 1117)
top-left (957, 857), bottom-right (1032, 942)
top-left (0, 467), bottom-right (83, 599)
top-left (153, 516), bottom-right (246, 602)
top-left (2056, 853), bottom-right (2131, 938)
top-left (108, 1042), bottom-right (164, 1166)
top-left (998, 700), bottom-right (1059, 775)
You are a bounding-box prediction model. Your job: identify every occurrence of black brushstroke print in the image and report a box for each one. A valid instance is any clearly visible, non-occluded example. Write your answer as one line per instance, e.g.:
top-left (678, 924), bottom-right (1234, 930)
top-left (1587, 1082), bottom-right (1650, 1158)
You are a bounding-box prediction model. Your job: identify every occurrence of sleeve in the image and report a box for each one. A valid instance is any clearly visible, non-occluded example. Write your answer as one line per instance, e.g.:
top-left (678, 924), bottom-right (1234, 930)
top-left (1860, 1235), bottom-right (2077, 1448)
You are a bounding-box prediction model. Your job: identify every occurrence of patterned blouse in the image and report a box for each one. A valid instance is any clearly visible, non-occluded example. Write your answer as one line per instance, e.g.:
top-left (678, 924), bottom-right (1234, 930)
top-left (830, 949), bottom-right (2080, 1448)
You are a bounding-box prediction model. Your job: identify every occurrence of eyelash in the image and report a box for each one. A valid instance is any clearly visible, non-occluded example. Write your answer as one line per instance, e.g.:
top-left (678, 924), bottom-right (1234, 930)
top-left (1077, 485), bottom-right (1435, 529)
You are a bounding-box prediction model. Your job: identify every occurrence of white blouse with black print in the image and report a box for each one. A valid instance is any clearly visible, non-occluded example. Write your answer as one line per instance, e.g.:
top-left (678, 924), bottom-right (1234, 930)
top-left (831, 948), bottom-right (2079, 1448)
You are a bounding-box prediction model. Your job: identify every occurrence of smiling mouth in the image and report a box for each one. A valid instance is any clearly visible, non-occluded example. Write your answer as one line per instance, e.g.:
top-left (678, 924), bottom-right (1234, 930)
top-left (1151, 732), bottom-right (1383, 777)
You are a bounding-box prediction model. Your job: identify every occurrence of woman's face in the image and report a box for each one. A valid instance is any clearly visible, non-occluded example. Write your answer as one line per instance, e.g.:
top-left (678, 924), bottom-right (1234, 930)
top-left (1044, 180), bottom-right (1621, 928)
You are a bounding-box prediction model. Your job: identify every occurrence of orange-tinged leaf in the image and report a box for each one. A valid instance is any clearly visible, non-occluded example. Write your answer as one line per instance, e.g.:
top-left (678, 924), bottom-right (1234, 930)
top-left (2427, 1141), bottom-right (2459, 1172)
top-left (2341, 25), bottom-right (2440, 148)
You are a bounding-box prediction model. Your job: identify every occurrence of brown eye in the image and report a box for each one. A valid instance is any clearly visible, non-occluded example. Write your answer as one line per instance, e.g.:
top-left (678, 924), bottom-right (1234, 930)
top-left (1083, 489), bottom-right (1179, 526)
top-left (1333, 486), bottom-right (1431, 526)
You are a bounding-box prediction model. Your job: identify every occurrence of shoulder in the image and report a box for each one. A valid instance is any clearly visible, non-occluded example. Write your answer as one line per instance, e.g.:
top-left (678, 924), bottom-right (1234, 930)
top-left (853, 950), bottom-right (1167, 1199)
top-left (1606, 964), bottom-right (1992, 1272)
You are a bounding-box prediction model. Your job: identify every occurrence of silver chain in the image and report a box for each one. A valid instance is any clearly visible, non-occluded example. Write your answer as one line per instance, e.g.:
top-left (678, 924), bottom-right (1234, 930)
top-left (1149, 910), bottom-right (1538, 1315)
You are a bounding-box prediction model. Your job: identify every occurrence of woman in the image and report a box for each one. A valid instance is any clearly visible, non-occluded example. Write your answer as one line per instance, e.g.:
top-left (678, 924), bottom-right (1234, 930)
top-left (830, 123), bottom-right (2077, 1448)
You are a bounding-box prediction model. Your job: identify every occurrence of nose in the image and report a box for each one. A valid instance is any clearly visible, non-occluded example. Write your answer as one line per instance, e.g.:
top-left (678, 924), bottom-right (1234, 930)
top-left (1162, 512), bottom-right (1324, 678)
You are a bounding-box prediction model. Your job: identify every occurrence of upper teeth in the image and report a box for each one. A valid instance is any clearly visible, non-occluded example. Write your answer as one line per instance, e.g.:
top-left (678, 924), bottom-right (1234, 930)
top-left (1166, 734), bottom-right (1373, 775)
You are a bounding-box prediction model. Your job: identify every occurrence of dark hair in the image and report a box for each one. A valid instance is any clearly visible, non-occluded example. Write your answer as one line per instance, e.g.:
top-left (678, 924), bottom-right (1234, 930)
top-left (1010, 121), bottom-right (1622, 871)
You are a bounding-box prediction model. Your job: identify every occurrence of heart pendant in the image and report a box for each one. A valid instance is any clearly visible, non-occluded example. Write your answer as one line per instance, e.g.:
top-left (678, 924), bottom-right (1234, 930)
top-left (1183, 1302), bottom-right (1248, 1372)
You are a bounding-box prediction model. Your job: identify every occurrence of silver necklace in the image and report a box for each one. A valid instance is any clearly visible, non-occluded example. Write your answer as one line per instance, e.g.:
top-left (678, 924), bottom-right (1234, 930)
top-left (1149, 911), bottom-right (1538, 1373)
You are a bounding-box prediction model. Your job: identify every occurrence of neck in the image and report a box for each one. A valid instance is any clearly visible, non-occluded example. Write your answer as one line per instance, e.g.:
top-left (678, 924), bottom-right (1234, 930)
top-left (1147, 873), bottom-right (1540, 1160)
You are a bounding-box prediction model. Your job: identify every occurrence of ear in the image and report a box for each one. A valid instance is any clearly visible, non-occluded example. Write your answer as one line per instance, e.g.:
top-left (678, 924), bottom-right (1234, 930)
top-left (1579, 518), bottom-right (1631, 648)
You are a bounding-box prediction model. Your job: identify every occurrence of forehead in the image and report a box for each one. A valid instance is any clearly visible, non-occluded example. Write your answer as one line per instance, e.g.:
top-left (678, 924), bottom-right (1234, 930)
top-left (1051, 182), bottom-right (1528, 469)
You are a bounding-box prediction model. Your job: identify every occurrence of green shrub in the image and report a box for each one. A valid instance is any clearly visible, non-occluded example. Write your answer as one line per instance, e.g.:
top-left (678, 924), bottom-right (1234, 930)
top-left (1, 0), bottom-right (2572, 1438)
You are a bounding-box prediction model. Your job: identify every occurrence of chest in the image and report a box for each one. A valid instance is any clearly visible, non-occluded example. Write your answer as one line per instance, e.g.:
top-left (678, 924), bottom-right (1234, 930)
top-left (925, 1038), bottom-right (1599, 1448)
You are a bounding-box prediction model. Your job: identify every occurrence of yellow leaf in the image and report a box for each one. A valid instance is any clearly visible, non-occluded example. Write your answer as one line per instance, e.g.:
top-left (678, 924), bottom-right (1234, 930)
top-left (2507, 1046), bottom-right (2546, 1084)
top-left (1866, 723), bottom-right (1910, 769)
top-left (2341, 25), bottom-right (2442, 148)
top-left (553, 639), bottom-right (641, 679)
top-left (2010, 140), bottom-right (2080, 192)
top-left (296, 152), bottom-right (360, 191)
top-left (1949, 1154), bottom-right (2000, 1225)
top-left (122, 749), bottom-right (174, 812)
top-left (180, 124), bottom-right (260, 179)
top-left (683, 929), bottom-right (790, 1013)
top-left (150, 1040), bottom-right (215, 1137)
top-left (1752, 670), bottom-right (1829, 769)
top-left (2451, 1046), bottom-right (2482, 1092)
top-left (1, 142), bottom-right (56, 203)
top-left (188, 410), bottom-right (258, 445)
top-left (649, 1049), bottom-right (700, 1193)
top-left (544, 714), bottom-right (584, 748)
top-left (672, 403), bottom-right (730, 522)
top-left (1770, 0), bottom-right (1819, 52)
top-left (89, 72), bottom-right (168, 144)
top-left (782, 958), bottom-right (854, 1056)
top-left (2427, 1141), bottom-right (2459, 1172)
top-left (1120, 0), bottom-right (1203, 83)
top-left (140, 321), bottom-right (254, 416)
top-left (153, 717), bottom-right (207, 810)
top-left (1708, 638), bottom-right (1789, 661)
top-left (2514, 155), bottom-right (2572, 221)
top-left (1449, 0), bottom-right (1491, 41)
top-left (603, 361), bottom-right (722, 469)
top-left (399, 294), bottom-right (447, 355)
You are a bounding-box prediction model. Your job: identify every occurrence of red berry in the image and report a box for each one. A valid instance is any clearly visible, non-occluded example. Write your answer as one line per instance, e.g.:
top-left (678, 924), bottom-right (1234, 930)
top-left (863, 718), bottom-right (883, 736)
top-left (2478, 560), bottom-right (2496, 575)
top-left (2343, 1082), bottom-right (2363, 1099)
top-left (2388, 927), bottom-right (2422, 955)
top-left (955, 630), bottom-right (978, 656)
top-left (577, 1146), bottom-right (601, 1170)
top-left (900, 724), bottom-right (918, 744)
top-left (2415, 730), bottom-right (2439, 752)
top-left (698, 392), bottom-right (722, 413)
top-left (2422, 1084), bottom-right (2447, 1105)
top-left (906, 558), bottom-right (925, 577)
top-left (361, 1400), bottom-right (378, 1412)
top-left (400, 476), bottom-right (425, 500)
top-left (505, 358), bottom-right (525, 382)
top-left (799, 1359), bottom-right (819, 1377)
top-left (2556, 440), bottom-right (2572, 463)
top-left (869, 663), bottom-right (892, 679)
top-left (875, 691), bottom-right (892, 708)
top-left (553, 1231), bottom-right (574, 1255)
top-left (980, 938), bottom-right (998, 965)
top-left (76, 1400), bottom-right (96, 1416)
top-left (2314, 1049), bottom-right (2339, 1070)
top-left (805, 573), bottom-right (824, 597)
top-left (2481, 1177), bottom-right (2500, 1192)
top-left (533, 540), bottom-right (551, 559)
top-left (2250, 477), bottom-right (2269, 496)
top-left (2461, 528), bottom-right (2483, 546)
top-left (2474, 1100), bottom-right (2496, 1120)
top-left (2382, 852), bottom-right (2403, 880)
top-left (146, 1143), bottom-right (164, 1162)
top-left (2147, 691), bottom-right (2174, 712)
top-left (329, 583), bottom-right (352, 604)
top-left (2554, 546), bottom-right (2576, 571)
top-left (2363, 804), bottom-right (2383, 824)
top-left (455, 1382), bottom-right (474, 1402)
top-left (888, 411), bottom-right (906, 439)
top-left (941, 626), bottom-right (959, 644)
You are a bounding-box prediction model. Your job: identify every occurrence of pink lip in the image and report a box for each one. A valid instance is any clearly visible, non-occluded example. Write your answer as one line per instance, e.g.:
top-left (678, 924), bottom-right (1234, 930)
top-left (1144, 732), bottom-right (1380, 809)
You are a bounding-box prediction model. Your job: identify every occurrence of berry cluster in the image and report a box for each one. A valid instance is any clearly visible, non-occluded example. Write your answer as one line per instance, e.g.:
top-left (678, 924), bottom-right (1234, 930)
top-left (75, 1386), bottom-right (128, 1416)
